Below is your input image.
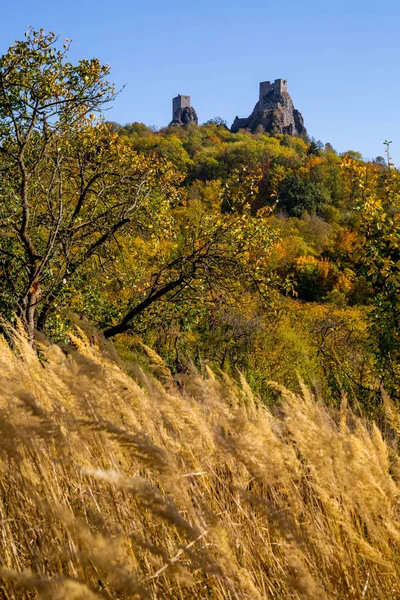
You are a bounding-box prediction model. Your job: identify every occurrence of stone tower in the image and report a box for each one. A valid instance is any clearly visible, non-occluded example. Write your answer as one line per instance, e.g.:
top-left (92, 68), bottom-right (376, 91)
top-left (172, 95), bottom-right (191, 121)
top-left (170, 94), bottom-right (198, 127)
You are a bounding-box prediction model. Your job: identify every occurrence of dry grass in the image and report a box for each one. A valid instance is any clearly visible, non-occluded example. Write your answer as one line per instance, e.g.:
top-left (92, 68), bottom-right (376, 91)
top-left (0, 323), bottom-right (400, 599)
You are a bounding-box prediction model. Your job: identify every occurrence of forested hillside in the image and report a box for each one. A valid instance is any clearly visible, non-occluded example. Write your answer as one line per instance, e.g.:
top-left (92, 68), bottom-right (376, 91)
top-left (1, 30), bottom-right (400, 598)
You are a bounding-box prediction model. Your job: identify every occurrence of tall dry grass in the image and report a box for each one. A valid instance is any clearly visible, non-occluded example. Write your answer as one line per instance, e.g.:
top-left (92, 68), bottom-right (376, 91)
top-left (0, 323), bottom-right (400, 599)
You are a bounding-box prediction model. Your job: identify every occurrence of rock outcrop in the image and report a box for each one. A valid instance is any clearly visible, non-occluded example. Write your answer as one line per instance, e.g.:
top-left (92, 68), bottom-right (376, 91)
top-left (170, 94), bottom-right (198, 127)
top-left (231, 79), bottom-right (307, 137)
top-left (170, 105), bottom-right (198, 126)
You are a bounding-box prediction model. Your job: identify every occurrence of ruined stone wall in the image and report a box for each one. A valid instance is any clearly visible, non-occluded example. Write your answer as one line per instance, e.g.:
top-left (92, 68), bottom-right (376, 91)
top-left (259, 79), bottom-right (288, 100)
top-left (259, 81), bottom-right (273, 99)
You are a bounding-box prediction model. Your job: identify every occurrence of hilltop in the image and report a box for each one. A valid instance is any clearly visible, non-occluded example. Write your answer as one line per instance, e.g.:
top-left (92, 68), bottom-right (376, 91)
top-left (169, 79), bottom-right (307, 137)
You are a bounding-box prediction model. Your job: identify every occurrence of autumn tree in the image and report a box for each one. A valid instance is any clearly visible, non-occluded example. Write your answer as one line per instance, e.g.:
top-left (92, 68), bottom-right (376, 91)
top-left (0, 29), bottom-right (182, 342)
top-left (100, 168), bottom-right (279, 338)
top-left (343, 154), bottom-right (400, 397)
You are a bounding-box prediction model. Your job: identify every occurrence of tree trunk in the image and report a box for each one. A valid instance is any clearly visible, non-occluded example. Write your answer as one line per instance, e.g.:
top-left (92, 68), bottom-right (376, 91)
top-left (25, 281), bottom-right (40, 346)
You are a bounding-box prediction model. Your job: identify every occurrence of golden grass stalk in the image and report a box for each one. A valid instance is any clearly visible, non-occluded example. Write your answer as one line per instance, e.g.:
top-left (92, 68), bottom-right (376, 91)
top-left (0, 327), bottom-right (399, 598)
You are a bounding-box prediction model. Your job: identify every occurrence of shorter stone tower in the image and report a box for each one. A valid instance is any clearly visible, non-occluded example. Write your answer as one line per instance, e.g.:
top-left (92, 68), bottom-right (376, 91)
top-left (170, 94), bottom-right (198, 127)
top-left (172, 95), bottom-right (191, 120)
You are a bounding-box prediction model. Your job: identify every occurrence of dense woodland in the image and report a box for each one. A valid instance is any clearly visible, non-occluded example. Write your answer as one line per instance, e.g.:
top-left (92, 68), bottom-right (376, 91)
top-left (1, 28), bottom-right (400, 600)
top-left (1, 30), bottom-right (399, 410)
top-left (107, 120), bottom-right (400, 408)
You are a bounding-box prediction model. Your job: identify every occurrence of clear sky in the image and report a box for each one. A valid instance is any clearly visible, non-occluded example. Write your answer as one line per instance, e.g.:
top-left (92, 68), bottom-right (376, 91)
top-left (1, 0), bottom-right (400, 164)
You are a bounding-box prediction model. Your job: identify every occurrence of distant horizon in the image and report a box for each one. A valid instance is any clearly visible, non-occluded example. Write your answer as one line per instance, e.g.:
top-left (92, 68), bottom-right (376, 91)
top-left (103, 71), bottom-right (400, 166)
top-left (107, 82), bottom-right (392, 165)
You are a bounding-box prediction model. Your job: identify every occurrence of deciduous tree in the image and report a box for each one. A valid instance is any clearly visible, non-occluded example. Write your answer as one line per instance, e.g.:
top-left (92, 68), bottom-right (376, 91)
top-left (0, 29), bottom-right (180, 341)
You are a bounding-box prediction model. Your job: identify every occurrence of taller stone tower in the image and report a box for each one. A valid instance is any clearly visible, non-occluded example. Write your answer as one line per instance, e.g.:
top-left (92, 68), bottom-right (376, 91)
top-left (231, 79), bottom-right (306, 137)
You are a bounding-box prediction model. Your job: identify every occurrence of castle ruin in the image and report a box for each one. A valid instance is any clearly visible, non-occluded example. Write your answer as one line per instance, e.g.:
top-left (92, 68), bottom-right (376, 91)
top-left (170, 94), bottom-right (198, 127)
top-left (231, 78), bottom-right (306, 137)
top-left (259, 78), bottom-right (288, 100)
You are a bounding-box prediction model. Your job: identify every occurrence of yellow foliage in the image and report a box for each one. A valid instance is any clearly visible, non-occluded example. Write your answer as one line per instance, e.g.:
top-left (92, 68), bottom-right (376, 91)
top-left (295, 254), bottom-right (332, 280)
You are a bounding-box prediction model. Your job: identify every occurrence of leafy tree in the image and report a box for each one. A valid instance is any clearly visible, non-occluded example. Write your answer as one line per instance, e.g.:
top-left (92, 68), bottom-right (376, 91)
top-left (203, 117), bottom-right (228, 128)
top-left (277, 174), bottom-right (331, 217)
top-left (341, 150), bottom-right (363, 161)
top-left (118, 121), bottom-right (153, 137)
top-left (343, 155), bottom-right (400, 396)
top-left (324, 143), bottom-right (336, 154)
top-left (0, 29), bottom-right (180, 342)
top-left (292, 255), bottom-right (338, 301)
top-left (101, 169), bottom-right (279, 338)
top-left (307, 140), bottom-right (321, 156)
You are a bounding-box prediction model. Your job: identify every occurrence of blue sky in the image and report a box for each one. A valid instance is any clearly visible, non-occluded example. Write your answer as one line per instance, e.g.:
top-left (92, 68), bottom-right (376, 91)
top-left (1, 0), bottom-right (400, 164)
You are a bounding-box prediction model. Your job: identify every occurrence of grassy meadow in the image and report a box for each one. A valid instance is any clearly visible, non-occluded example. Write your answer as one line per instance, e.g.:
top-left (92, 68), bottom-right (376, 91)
top-left (0, 323), bottom-right (400, 599)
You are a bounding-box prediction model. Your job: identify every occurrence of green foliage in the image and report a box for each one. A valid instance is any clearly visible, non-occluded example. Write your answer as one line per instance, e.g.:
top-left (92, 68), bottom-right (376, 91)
top-left (277, 173), bottom-right (331, 216)
top-left (0, 29), bottom-right (180, 340)
top-left (202, 116), bottom-right (228, 127)
top-left (344, 153), bottom-right (400, 397)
